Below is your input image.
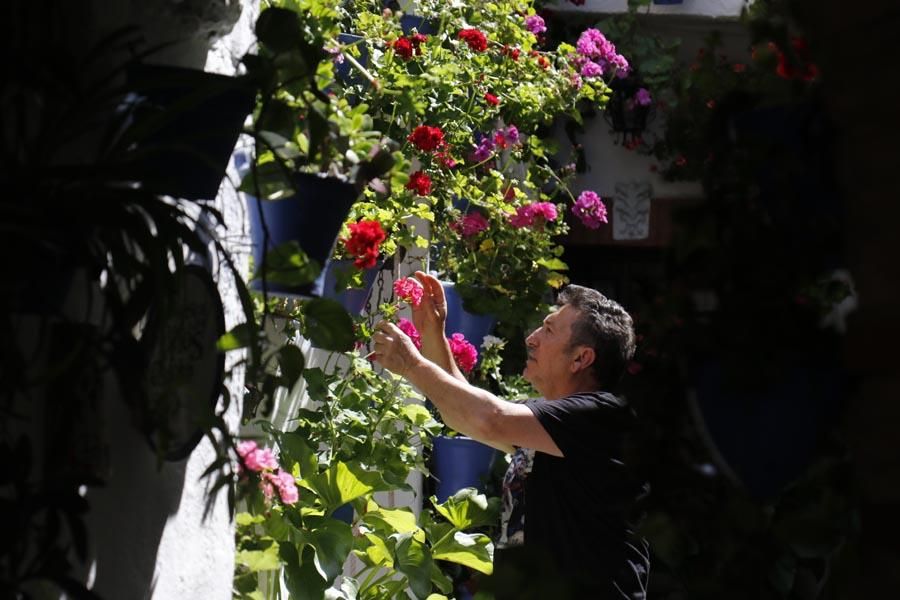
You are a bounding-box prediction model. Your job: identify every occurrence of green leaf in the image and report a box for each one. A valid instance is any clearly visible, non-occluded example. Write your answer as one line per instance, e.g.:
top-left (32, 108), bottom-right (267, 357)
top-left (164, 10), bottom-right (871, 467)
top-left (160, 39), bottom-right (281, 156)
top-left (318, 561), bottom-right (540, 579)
top-left (431, 530), bottom-right (494, 575)
top-left (255, 241), bottom-right (320, 287)
top-left (303, 297), bottom-right (355, 351)
top-left (393, 530), bottom-right (433, 599)
top-left (217, 322), bottom-right (255, 351)
top-left (431, 488), bottom-right (498, 529)
top-left (276, 344), bottom-right (306, 388)
top-left (429, 562), bottom-right (453, 595)
top-left (236, 512), bottom-right (265, 527)
top-left (282, 543), bottom-right (329, 600)
top-left (302, 461), bottom-right (389, 512)
top-left (236, 541), bottom-right (282, 572)
top-left (535, 257), bottom-right (568, 271)
top-left (357, 531), bottom-right (393, 567)
top-left (304, 516), bottom-right (354, 583)
top-left (277, 431), bottom-right (317, 477)
top-left (362, 500), bottom-right (419, 534)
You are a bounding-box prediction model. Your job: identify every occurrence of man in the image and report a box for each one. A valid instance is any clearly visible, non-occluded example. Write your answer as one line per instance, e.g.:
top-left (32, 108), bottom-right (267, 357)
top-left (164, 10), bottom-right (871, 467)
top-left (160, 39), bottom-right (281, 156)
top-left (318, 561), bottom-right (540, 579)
top-left (373, 272), bottom-right (649, 599)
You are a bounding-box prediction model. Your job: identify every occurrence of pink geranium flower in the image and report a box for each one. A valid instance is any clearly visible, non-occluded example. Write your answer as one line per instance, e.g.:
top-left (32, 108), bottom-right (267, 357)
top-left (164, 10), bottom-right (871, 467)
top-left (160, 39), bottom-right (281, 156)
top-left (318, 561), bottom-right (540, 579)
top-left (509, 202), bottom-right (559, 229)
top-left (237, 440), bottom-right (279, 473)
top-left (451, 212), bottom-right (490, 237)
top-left (448, 333), bottom-right (478, 373)
top-left (271, 469), bottom-right (299, 505)
top-left (394, 277), bottom-right (424, 307)
top-left (397, 318), bottom-right (422, 349)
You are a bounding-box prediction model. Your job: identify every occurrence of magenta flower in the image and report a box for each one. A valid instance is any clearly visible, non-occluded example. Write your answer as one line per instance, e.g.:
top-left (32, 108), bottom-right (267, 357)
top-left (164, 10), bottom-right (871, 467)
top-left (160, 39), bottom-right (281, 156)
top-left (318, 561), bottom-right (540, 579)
top-left (580, 61), bottom-right (603, 78)
top-left (509, 202), bottom-right (559, 229)
top-left (525, 15), bottom-right (547, 35)
top-left (576, 28), bottom-right (629, 77)
top-left (397, 318), bottom-right (422, 349)
top-left (472, 135), bottom-right (495, 162)
top-left (394, 277), bottom-right (424, 307)
top-left (448, 333), bottom-right (478, 374)
top-left (503, 125), bottom-right (520, 145)
top-left (452, 212), bottom-right (490, 237)
top-left (572, 190), bottom-right (608, 229)
top-left (635, 88), bottom-right (652, 107)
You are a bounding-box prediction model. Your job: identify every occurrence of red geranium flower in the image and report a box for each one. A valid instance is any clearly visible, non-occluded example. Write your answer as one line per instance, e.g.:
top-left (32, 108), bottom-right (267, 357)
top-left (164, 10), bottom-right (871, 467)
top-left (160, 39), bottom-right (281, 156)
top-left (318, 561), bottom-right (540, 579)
top-left (407, 125), bottom-right (445, 152)
top-left (393, 37), bottom-right (414, 60)
top-left (458, 28), bottom-right (488, 52)
top-left (772, 37), bottom-right (818, 82)
top-left (405, 170), bottom-right (432, 196)
top-left (484, 92), bottom-right (500, 106)
top-left (343, 219), bottom-right (386, 269)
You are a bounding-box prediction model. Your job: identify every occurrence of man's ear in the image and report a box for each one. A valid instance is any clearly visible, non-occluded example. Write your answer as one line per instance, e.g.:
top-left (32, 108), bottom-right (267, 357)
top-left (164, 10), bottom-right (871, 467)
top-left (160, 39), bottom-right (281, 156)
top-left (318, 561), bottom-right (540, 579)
top-left (571, 347), bottom-right (596, 373)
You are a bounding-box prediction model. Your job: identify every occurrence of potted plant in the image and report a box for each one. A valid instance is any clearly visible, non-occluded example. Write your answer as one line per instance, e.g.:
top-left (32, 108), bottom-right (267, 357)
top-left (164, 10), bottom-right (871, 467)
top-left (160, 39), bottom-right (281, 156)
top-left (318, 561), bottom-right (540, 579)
top-left (239, 5), bottom-right (396, 299)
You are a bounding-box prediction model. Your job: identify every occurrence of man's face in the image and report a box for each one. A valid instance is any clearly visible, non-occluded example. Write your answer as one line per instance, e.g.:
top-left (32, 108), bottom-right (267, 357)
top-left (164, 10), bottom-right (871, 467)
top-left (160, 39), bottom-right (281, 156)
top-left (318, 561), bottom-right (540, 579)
top-left (522, 304), bottom-right (582, 398)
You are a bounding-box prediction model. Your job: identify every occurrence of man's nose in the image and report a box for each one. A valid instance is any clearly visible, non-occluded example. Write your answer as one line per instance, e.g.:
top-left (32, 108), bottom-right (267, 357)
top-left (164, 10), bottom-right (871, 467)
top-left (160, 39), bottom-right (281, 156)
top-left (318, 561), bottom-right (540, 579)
top-left (525, 330), bottom-right (538, 347)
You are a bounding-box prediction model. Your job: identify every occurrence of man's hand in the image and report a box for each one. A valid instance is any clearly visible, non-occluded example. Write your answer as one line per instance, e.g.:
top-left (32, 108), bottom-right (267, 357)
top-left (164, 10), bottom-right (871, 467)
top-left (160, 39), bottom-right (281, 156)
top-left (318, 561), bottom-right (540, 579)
top-left (372, 320), bottom-right (423, 378)
top-left (411, 271), bottom-right (447, 340)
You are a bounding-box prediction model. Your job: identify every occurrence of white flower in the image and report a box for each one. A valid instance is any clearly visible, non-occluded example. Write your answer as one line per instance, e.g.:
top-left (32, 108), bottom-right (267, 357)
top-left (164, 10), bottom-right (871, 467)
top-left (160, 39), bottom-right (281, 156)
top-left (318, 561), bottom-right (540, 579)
top-left (481, 335), bottom-right (505, 350)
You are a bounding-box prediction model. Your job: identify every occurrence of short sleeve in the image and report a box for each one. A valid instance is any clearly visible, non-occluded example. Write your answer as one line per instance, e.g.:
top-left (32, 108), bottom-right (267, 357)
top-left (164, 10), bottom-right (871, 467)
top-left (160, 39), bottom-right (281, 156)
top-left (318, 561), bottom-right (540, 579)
top-left (525, 392), bottom-right (630, 459)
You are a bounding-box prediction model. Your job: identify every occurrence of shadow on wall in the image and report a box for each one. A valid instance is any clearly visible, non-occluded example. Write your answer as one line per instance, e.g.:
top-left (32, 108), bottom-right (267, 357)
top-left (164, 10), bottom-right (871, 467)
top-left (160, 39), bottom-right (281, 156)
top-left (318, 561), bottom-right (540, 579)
top-left (84, 384), bottom-right (189, 598)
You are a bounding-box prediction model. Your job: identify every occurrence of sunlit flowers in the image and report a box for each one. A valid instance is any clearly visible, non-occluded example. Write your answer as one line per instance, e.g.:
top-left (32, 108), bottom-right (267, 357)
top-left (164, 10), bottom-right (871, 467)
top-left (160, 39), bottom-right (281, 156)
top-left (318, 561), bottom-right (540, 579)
top-left (448, 333), bottom-right (478, 373)
top-left (343, 219), bottom-right (386, 269)
top-left (509, 202), bottom-right (558, 229)
top-left (408, 125), bottom-right (445, 152)
top-left (397, 318), bottom-right (422, 349)
top-left (237, 440), bottom-right (299, 505)
top-left (405, 170), bottom-right (432, 196)
top-left (393, 277), bottom-right (424, 307)
top-left (458, 28), bottom-right (488, 52)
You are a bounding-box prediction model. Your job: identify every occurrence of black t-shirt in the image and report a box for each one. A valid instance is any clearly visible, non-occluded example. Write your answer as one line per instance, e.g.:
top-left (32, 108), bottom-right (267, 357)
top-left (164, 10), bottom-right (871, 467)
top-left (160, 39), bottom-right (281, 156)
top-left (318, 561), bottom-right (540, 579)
top-left (489, 391), bottom-right (649, 599)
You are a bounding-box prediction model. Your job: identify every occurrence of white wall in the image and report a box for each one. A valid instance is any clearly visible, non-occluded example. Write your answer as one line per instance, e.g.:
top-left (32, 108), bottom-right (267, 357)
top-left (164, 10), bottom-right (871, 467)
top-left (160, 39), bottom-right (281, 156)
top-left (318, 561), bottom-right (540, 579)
top-left (550, 0), bottom-right (749, 19)
top-left (80, 1), bottom-right (257, 599)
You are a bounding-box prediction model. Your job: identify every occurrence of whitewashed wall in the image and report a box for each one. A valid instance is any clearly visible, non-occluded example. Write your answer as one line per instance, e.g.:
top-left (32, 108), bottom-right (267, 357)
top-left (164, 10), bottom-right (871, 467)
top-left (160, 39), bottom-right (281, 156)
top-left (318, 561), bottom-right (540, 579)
top-left (80, 1), bottom-right (257, 599)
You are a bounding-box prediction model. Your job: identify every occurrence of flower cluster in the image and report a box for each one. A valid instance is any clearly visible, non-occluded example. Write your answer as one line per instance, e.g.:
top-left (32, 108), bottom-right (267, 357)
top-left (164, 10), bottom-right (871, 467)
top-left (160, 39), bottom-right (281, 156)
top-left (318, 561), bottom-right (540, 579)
top-left (458, 28), bottom-right (488, 52)
top-left (509, 202), bottom-right (558, 229)
top-left (448, 332), bottom-right (478, 374)
top-left (237, 441), bottom-right (299, 505)
top-left (450, 212), bottom-right (490, 237)
top-left (393, 277), bottom-right (424, 307)
top-left (344, 219), bottom-right (386, 269)
top-left (484, 92), bottom-right (500, 106)
top-left (397, 318), bottom-right (422, 349)
top-left (771, 37), bottom-right (818, 82)
top-left (571, 190), bottom-right (608, 229)
top-left (408, 125), bottom-right (445, 152)
top-left (634, 88), bottom-right (652, 107)
top-left (392, 33), bottom-right (428, 61)
top-left (470, 125), bottom-right (520, 163)
top-left (405, 171), bottom-right (432, 196)
top-left (575, 28), bottom-right (629, 79)
top-left (524, 15), bottom-right (546, 35)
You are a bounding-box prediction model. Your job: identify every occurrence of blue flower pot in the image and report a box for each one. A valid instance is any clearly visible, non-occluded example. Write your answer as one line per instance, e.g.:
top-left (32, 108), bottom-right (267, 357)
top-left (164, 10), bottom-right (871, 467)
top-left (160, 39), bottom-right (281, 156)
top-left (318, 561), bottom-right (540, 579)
top-left (125, 64), bottom-right (255, 200)
top-left (244, 171), bottom-right (359, 298)
top-left (332, 503), bottom-right (354, 524)
top-left (335, 33), bottom-right (370, 86)
top-left (321, 259), bottom-right (382, 315)
top-left (400, 14), bottom-right (435, 35)
top-left (432, 435), bottom-right (498, 503)
top-left (692, 360), bottom-right (843, 499)
top-left (442, 281), bottom-right (496, 348)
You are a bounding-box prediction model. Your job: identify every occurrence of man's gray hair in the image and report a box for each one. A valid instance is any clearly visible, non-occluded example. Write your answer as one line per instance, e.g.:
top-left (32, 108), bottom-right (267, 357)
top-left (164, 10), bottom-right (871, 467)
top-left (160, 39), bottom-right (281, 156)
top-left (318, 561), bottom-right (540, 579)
top-left (556, 285), bottom-right (636, 389)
